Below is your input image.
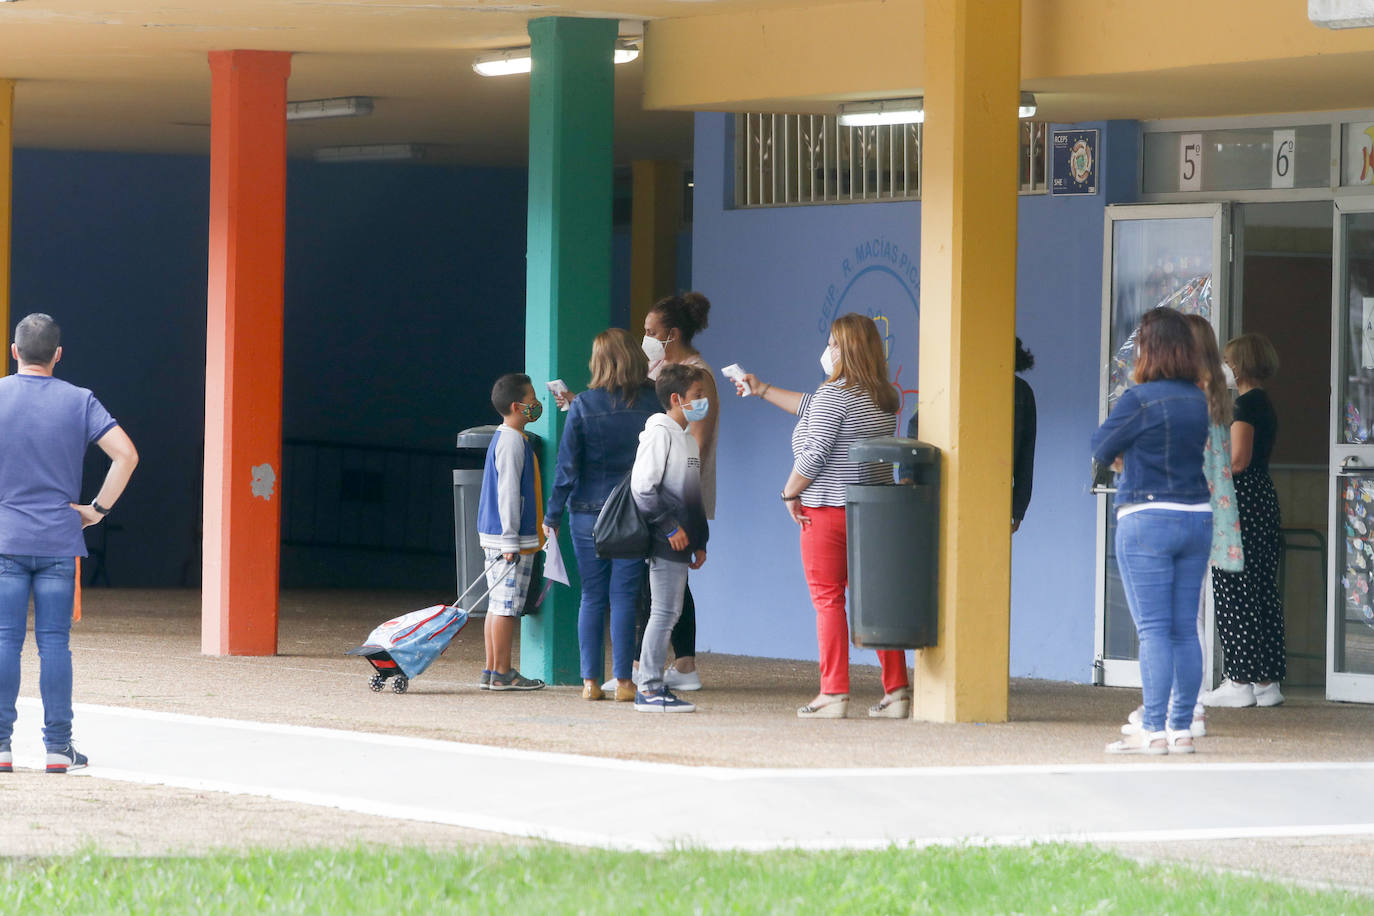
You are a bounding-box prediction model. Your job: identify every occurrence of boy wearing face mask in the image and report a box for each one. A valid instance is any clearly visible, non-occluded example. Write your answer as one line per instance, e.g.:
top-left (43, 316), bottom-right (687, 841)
top-left (629, 363), bottom-right (710, 712)
top-left (476, 373), bottom-right (547, 691)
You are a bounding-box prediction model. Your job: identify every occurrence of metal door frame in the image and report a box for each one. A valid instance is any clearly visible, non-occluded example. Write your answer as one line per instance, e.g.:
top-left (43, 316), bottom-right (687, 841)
top-left (1328, 197), bottom-right (1374, 703)
top-left (1095, 202), bottom-right (1231, 687)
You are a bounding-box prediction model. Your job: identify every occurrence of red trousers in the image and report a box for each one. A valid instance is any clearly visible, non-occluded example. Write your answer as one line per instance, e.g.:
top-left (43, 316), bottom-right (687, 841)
top-left (800, 505), bottom-right (910, 696)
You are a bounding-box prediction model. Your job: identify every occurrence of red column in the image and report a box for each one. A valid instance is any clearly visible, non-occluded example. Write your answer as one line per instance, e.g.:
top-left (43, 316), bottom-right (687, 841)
top-left (202, 50), bottom-right (291, 656)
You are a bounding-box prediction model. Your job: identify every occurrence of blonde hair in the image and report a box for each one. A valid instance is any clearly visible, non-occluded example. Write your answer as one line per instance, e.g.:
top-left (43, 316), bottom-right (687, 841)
top-left (588, 327), bottom-right (649, 405)
top-left (1184, 314), bottom-right (1231, 426)
top-left (828, 313), bottom-right (899, 414)
top-left (1225, 333), bottom-right (1279, 384)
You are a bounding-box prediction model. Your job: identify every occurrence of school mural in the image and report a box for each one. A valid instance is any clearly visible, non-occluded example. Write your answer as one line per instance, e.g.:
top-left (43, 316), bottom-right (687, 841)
top-left (817, 235), bottom-right (921, 428)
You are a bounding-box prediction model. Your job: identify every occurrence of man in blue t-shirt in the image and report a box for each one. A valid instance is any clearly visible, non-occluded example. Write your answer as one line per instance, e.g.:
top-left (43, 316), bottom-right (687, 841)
top-left (0, 313), bottom-right (138, 774)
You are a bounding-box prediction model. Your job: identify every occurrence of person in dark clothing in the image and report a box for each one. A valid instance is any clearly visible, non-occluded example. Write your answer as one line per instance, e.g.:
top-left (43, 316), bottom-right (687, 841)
top-left (1012, 337), bottom-right (1038, 532)
top-left (1204, 332), bottom-right (1285, 709)
top-left (903, 336), bottom-right (1036, 531)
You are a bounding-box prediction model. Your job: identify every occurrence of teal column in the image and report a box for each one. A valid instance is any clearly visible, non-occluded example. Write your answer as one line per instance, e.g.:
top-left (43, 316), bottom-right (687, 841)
top-left (521, 16), bottom-right (617, 685)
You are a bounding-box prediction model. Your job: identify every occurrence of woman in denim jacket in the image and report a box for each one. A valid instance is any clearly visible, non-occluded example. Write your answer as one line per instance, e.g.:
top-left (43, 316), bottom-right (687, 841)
top-left (545, 329), bottom-right (662, 702)
top-left (1091, 307), bottom-right (1211, 755)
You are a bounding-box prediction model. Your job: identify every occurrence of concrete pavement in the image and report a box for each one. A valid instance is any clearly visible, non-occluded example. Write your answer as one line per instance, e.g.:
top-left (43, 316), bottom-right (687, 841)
top-left (11, 697), bottom-right (1374, 853)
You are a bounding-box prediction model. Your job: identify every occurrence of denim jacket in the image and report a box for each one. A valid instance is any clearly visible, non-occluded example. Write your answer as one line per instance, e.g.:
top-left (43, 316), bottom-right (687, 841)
top-left (1090, 378), bottom-right (1209, 506)
top-left (546, 383), bottom-right (662, 527)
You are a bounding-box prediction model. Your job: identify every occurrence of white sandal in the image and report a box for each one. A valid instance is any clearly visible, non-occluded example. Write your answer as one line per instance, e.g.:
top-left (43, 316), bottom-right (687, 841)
top-left (869, 687), bottom-right (912, 718)
top-left (798, 694), bottom-right (849, 719)
top-left (1166, 728), bottom-right (1196, 754)
top-left (1105, 729), bottom-right (1167, 755)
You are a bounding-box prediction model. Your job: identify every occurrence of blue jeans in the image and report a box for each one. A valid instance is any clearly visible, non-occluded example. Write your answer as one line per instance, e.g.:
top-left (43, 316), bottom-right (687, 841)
top-left (570, 511), bottom-right (642, 681)
top-left (1115, 510), bottom-right (1211, 733)
top-left (0, 555), bottom-right (77, 750)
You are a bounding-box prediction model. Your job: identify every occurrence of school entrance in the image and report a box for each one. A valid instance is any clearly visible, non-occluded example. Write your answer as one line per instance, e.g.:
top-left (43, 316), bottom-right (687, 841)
top-left (1093, 111), bottom-right (1374, 703)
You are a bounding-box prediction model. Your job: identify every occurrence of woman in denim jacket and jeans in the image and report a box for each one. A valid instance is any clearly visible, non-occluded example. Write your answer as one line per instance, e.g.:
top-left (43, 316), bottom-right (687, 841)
top-left (545, 329), bottom-right (661, 702)
top-left (1092, 307), bottom-right (1211, 754)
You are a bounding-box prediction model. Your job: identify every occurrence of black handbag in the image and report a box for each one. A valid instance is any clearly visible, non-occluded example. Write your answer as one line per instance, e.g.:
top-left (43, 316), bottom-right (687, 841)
top-left (593, 471), bottom-right (651, 559)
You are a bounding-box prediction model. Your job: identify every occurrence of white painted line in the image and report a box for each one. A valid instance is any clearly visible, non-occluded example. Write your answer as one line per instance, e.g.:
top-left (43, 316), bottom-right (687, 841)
top-left (24, 698), bottom-right (1374, 782)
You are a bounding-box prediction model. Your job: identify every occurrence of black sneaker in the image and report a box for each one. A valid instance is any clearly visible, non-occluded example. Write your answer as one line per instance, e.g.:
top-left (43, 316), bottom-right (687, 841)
top-left (489, 668), bottom-right (545, 691)
top-left (0, 740), bottom-right (11, 774)
top-left (46, 744), bottom-right (88, 774)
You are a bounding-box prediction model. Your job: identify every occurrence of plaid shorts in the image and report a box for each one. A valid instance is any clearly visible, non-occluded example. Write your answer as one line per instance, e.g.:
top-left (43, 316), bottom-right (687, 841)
top-left (483, 549), bottom-right (535, 617)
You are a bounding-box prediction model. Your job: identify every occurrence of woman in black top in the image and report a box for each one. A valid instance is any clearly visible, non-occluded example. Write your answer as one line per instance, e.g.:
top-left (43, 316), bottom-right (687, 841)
top-left (1205, 332), bottom-right (1285, 709)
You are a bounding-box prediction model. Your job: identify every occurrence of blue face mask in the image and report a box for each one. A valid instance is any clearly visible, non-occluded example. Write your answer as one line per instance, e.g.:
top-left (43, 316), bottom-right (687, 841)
top-left (683, 397), bottom-right (710, 423)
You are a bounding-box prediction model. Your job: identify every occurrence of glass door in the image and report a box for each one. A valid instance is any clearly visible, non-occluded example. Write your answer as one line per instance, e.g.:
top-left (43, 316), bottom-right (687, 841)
top-left (1095, 203), bottom-right (1231, 687)
top-left (1328, 200), bottom-right (1374, 703)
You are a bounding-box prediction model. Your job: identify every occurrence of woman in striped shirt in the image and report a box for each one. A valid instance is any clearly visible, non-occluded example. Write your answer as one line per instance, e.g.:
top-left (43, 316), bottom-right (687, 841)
top-left (735, 314), bottom-right (909, 719)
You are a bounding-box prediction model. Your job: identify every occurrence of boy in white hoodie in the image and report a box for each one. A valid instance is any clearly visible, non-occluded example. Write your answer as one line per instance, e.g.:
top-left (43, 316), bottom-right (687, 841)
top-left (631, 364), bottom-right (710, 713)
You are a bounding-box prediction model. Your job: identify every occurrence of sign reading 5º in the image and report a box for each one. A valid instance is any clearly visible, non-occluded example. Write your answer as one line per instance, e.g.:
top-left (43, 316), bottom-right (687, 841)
top-left (1051, 129), bottom-right (1098, 196)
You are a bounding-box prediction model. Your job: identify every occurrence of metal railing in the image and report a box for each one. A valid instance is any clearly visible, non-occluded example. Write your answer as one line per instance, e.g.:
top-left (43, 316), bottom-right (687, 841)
top-left (281, 439), bottom-right (455, 557)
top-left (734, 113), bottom-right (1049, 208)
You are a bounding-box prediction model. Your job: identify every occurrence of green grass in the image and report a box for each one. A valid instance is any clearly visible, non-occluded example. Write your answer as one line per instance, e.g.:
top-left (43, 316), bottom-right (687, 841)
top-left (0, 843), bottom-right (1367, 915)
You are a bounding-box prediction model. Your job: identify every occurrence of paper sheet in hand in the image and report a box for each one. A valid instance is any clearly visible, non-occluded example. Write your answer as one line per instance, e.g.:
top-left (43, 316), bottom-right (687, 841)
top-left (544, 531), bottom-right (570, 585)
top-left (547, 379), bottom-right (570, 411)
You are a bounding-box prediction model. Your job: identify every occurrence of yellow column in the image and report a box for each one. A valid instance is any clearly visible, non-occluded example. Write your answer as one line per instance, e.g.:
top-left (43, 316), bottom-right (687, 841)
top-left (914, 0), bottom-right (1020, 722)
top-left (629, 159), bottom-right (682, 331)
top-left (0, 80), bottom-right (12, 375)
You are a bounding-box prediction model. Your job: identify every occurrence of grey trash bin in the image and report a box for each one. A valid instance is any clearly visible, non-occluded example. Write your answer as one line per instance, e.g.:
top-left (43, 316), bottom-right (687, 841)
top-left (845, 437), bottom-right (939, 649)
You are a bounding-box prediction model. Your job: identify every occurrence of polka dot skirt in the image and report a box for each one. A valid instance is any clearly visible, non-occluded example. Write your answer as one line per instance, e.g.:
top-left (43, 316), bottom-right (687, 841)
top-left (1211, 469), bottom-right (1286, 682)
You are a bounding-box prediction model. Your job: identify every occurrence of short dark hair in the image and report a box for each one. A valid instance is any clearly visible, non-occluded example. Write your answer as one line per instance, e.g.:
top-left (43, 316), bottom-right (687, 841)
top-left (15, 313), bottom-right (60, 365)
top-left (491, 373), bottom-right (532, 416)
top-left (655, 363), bottom-right (703, 410)
top-left (1015, 337), bottom-right (1035, 373)
top-left (1132, 307), bottom-right (1199, 384)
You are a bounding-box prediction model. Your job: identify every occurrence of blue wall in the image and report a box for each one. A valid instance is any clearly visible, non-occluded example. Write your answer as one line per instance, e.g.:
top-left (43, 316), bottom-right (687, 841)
top-left (11, 150), bottom-right (529, 588)
top-left (689, 113), bottom-right (1137, 682)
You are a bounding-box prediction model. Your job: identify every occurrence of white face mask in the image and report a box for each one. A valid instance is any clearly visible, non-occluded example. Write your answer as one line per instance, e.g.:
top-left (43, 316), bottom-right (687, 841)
top-left (642, 334), bottom-right (668, 364)
top-left (820, 344), bottom-right (838, 376)
top-left (1222, 363), bottom-right (1237, 389)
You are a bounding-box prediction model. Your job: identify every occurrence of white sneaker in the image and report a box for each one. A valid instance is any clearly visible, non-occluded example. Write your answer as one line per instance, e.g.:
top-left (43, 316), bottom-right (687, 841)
top-left (1201, 678), bottom-right (1256, 708)
top-left (1253, 682), bottom-right (1285, 707)
top-left (663, 667), bottom-right (702, 691)
top-left (600, 678), bottom-right (617, 693)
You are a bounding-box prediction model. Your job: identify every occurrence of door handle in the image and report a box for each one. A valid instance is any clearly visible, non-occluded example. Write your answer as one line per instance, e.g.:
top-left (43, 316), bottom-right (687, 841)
top-left (1090, 485), bottom-right (1118, 495)
top-left (1338, 456), bottom-right (1372, 476)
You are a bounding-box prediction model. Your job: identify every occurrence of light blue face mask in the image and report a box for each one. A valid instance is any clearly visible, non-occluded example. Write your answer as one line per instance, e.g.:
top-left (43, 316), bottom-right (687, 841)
top-left (683, 397), bottom-right (710, 422)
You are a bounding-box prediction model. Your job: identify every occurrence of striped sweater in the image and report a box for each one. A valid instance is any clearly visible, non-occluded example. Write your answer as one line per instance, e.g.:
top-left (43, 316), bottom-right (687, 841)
top-left (791, 381), bottom-right (897, 508)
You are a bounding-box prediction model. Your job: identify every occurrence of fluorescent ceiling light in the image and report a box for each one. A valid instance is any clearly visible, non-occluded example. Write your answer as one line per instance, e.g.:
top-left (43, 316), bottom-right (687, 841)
top-left (839, 93), bottom-right (1037, 126)
top-left (314, 144), bottom-right (425, 163)
top-left (287, 96), bottom-right (374, 122)
top-left (473, 40), bottom-right (640, 77)
top-left (838, 98), bottom-right (924, 127)
top-left (472, 51), bottom-right (531, 77)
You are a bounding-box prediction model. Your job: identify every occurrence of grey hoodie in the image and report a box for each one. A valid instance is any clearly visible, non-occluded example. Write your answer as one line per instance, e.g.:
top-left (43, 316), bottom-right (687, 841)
top-left (630, 413), bottom-right (709, 561)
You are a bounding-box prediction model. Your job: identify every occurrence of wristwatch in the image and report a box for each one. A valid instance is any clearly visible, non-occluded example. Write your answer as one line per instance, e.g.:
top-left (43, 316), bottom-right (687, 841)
top-left (92, 501), bottom-right (111, 516)
top-left (780, 491), bottom-right (800, 502)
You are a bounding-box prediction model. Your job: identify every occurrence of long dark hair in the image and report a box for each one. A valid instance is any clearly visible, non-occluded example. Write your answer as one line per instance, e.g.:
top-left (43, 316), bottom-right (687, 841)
top-left (1132, 307), bottom-right (1199, 385)
top-left (1183, 314), bottom-right (1230, 426)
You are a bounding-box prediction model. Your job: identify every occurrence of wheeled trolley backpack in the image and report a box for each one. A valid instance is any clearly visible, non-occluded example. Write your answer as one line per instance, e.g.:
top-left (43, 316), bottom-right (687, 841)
top-left (346, 556), bottom-right (512, 693)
